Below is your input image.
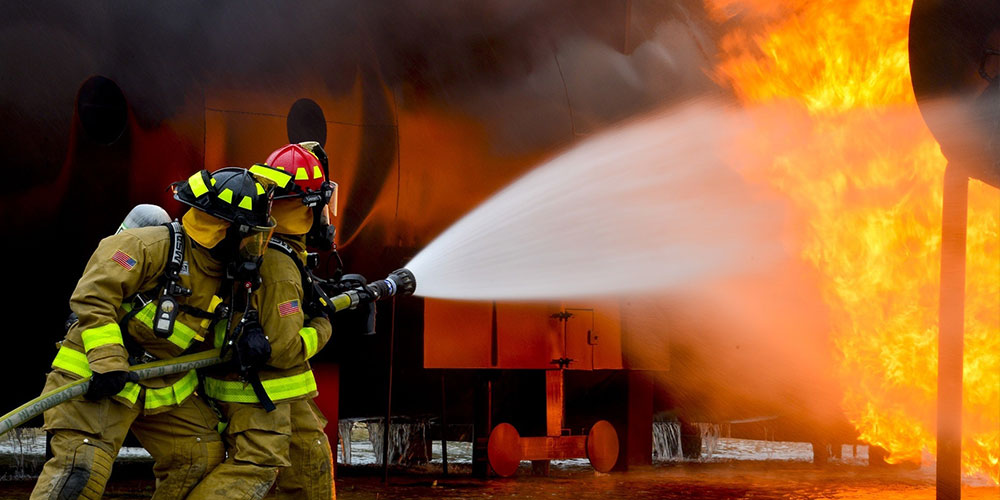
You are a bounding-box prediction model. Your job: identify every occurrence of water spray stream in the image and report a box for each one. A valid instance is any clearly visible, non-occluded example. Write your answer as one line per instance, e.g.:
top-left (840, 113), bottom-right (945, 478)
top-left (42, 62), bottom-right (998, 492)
top-left (406, 99), bottom-right (785, 301)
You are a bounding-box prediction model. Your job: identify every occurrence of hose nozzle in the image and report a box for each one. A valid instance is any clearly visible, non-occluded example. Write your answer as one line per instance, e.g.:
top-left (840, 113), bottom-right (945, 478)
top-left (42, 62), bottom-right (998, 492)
top-left (387, 268), bottom-right (417, 297)
top-left (364, 268), bottom-right (417, 301)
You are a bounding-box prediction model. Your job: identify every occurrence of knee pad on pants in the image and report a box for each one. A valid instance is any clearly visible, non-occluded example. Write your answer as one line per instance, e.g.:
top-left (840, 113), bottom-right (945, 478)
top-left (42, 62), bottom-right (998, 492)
top-left (151, 436), bottom-right (225, 499)
top-left (188, 438), bottom-right (226, 478)
top-left (57, 442), bottom-right (114, 500)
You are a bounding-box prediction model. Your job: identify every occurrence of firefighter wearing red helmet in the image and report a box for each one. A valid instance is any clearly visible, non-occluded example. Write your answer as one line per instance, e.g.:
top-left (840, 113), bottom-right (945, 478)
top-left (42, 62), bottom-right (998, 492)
top-left (31, 168), bottom-right (276, 500)
top-left (190, 143), bottom-right (337, 500)
top-left (265, 141), bottom-right (338, 251)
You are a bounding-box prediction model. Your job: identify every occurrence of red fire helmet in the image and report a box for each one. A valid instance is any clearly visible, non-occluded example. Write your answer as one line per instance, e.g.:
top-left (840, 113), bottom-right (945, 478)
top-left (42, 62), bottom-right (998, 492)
top-left (265, 143), bottom-right (326, 193)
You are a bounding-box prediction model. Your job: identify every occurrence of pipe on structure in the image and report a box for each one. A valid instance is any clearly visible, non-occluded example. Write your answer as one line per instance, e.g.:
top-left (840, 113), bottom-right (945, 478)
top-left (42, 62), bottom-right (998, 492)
top-left (936, 162), bottom-right (968, 500)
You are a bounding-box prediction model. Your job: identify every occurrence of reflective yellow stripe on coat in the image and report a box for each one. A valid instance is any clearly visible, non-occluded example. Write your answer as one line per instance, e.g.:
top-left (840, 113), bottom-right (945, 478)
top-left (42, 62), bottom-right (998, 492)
top-left (52, 345), bottom-right (92, 377)
top-left (299, 327), bottom-right (319, 359)
top-left (123, 302), bottom-right (204, 349)
top-left (144, 370), bottom-right (199, 410)
top-left (203, 370), bottom-right (317, 404)
top-left (80, 323), bottom-right (124, 351)
top-left (50, 346), bottom-right (140, 404)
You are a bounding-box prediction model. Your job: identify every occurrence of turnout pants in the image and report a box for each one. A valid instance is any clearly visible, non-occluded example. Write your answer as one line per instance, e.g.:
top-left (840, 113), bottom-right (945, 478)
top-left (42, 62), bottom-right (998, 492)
top-left (30, 370), bottom-right (224, 500)
top-left (187, 401), bottom-right (292, 500)
top-left (269, 398), bottom-right (333, 500)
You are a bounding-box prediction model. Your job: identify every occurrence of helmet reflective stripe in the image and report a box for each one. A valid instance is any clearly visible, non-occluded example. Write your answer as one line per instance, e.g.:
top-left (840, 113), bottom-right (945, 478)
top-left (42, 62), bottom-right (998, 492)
top-left (255, 183), bottom-right (265, 195)
top-left (312, 166), bottom-right (323, 179)
top-left (249, 164), bottom-right (293, 189)
top-left (238, 196), bottom-right (253, 210)
top-left (188, 171), bottom-right (210, 198)
top-left (218, 188), bottom-right (233, 204)
top-left (295, 168), bottom-right (310, 180)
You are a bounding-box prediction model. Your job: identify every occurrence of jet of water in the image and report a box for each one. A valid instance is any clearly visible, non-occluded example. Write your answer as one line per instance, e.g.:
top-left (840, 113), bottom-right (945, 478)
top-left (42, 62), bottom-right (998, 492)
top-left (406, 98), bottom-right (785, 300)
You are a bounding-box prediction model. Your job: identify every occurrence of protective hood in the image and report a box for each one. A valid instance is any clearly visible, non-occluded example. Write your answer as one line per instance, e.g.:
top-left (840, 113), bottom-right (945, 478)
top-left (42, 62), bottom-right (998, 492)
top-left (182, 207), bottom-right (230, 249)
top-left (271, 198), bottom-right (313, 235)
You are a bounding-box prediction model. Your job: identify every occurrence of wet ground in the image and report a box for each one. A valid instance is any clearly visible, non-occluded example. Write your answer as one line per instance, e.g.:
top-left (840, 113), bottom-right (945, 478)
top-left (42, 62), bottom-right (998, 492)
top-left (2, 462), bottom-right (999, 499)
top-left (3, 429), bottom-right (997, 499)
top-left (339, 464), bottom-right (1000, 500)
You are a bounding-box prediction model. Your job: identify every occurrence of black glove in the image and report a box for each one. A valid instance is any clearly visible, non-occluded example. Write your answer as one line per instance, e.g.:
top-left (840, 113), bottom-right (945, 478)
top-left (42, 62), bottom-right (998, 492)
top-left (303, 295), bottom-right (330, 320)
top-left (234, 319), bottom-right (271, 375)
top-left (85, 370), bottom-right (139, 400)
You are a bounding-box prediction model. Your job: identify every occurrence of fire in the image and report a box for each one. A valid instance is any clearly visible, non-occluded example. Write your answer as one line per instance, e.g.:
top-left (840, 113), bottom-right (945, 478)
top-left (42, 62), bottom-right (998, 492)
top-left (708, 0), bottom-right (999, 482)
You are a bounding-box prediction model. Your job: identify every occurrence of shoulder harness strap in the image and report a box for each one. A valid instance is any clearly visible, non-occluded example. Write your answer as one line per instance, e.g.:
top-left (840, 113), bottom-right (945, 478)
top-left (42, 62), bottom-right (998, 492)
top-left (151, 221), bottom-right (192, 338)
top-left (165, 221), bottom-right (185, 280)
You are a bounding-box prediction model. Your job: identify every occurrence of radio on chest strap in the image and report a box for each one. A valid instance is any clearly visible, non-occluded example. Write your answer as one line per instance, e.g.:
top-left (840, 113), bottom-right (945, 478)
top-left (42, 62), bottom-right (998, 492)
top-left (152, 221), bottom-right (193, 338)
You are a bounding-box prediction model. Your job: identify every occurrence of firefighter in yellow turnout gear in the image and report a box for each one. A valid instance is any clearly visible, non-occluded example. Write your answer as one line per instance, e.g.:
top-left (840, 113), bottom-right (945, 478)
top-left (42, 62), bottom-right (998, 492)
top-left (190, 143), bottom-right (337, 500)
top-left (31, 168), bottom-right (276, 500)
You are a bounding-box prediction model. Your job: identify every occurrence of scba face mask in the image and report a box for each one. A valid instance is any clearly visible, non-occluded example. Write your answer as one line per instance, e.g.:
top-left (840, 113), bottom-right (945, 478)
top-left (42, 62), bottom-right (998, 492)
top-left (238, 223), bottom-right (275, 263)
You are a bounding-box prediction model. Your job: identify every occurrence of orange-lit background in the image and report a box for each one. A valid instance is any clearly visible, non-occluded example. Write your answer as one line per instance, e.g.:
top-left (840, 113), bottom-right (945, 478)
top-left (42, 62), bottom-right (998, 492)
top-left (707, 0), bottom-right (999, 481)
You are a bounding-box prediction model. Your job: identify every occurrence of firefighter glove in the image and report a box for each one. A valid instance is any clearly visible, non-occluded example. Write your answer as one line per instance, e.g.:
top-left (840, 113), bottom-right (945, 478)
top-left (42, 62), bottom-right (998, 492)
top-left (85, 370), bottom-right (139, 400)
top-left (234, 319), bottom-right (271, 374)
top-left (303, 296), bottom-right (329, 319)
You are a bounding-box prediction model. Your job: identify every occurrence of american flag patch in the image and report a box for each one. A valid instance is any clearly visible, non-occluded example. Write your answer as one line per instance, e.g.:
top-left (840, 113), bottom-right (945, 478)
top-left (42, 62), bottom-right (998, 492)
top-left (277, 300), bottom-right (300, 317)
top-left (111, 250), bottom-right (137, 271)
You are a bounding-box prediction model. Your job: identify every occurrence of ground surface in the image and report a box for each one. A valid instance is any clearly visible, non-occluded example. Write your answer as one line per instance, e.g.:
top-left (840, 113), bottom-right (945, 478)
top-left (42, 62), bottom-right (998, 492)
top-left (2, 462), bottom-right (999, 499)
top-left (4, 429), bottom-right (997, 499)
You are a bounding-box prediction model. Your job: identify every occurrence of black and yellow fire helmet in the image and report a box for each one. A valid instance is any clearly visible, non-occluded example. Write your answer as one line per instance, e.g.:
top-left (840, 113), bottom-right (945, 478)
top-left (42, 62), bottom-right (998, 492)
top-left (173, 167), bottom-right (275, 232)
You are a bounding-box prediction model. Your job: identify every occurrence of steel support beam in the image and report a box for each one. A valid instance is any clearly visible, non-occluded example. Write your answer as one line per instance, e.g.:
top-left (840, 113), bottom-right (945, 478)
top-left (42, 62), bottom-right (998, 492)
top-left (936, 163), bottom-right (968, 500)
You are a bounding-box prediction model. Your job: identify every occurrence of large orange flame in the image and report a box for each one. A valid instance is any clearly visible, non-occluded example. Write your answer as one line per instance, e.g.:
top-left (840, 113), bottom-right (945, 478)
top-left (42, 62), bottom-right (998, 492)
top-left (708, 0), bottom-right (999, 482)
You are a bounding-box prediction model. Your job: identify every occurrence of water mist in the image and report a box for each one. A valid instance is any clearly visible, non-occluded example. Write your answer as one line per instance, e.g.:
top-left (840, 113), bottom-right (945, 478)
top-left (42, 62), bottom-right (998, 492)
top-left (406, 99), bottom-right (785, 301)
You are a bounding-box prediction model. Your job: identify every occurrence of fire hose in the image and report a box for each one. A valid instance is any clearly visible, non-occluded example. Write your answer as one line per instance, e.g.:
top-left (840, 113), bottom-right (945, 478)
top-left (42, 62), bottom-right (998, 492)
top-left (0, 348), bottom-right (224, 438)
top-left (0, 268), bottom-right (416, 438)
